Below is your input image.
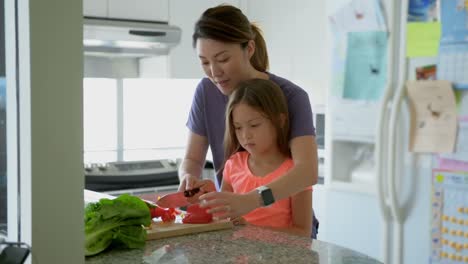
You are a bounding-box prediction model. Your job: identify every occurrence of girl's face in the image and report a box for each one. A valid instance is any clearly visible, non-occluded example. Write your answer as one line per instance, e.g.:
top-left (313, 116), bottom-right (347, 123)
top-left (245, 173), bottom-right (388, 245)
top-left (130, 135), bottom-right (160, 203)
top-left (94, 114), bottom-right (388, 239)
top-left (196, 38), bottom-right (254, 95)
top-left (232, 103), bottom-right (279, 156)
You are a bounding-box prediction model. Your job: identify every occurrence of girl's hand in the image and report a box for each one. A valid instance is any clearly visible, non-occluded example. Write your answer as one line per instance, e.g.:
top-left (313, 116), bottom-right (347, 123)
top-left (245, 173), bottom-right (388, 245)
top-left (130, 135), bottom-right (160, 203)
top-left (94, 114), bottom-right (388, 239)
top-left (231, 217), bottom-right (247, 226)
top-left (198, 191), bottom-right (258, 220)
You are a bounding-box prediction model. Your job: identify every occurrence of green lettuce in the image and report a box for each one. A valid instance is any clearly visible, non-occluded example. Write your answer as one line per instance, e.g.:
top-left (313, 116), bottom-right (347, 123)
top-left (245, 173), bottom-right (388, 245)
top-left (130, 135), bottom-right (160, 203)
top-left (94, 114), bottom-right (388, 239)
top-left (84, 194), bottom-right (151, 257)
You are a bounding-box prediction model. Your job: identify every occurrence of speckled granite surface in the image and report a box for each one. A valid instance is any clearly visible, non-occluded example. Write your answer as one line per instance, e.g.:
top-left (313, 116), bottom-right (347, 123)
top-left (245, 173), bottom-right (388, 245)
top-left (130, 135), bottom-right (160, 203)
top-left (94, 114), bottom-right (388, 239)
top-left (85, 225), bottom-right (382, 264)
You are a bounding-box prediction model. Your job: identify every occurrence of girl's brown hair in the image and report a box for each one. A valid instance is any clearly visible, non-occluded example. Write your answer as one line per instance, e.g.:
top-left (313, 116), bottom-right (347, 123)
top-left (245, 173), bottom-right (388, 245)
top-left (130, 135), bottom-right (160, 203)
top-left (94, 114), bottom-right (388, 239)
top-left (192, 4), bottom-right (269, 72)
top-left (222, 79), bottom-right (290, 171)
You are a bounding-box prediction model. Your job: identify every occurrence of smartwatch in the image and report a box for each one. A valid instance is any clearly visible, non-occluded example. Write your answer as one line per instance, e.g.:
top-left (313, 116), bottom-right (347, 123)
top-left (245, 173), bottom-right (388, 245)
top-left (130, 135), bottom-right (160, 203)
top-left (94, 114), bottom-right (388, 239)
top-left (256, 186), bottom-right (275, 206)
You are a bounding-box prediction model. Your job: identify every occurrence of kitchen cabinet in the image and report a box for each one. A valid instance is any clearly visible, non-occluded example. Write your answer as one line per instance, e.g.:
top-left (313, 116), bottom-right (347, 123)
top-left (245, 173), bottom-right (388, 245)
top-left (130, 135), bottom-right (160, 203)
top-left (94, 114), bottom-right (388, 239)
top-left (83, 0), bottom-right (107, 17)
top-left (83, 0), bottom-right (169, 22)
top-left (108, 0), bottom-right (169, 22)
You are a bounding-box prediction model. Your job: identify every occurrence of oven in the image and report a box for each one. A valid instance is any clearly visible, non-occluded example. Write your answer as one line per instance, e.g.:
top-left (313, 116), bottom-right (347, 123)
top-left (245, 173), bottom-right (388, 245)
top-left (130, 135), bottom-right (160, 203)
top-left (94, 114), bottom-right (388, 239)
top-left (84, 159), bottom-right (180, 198)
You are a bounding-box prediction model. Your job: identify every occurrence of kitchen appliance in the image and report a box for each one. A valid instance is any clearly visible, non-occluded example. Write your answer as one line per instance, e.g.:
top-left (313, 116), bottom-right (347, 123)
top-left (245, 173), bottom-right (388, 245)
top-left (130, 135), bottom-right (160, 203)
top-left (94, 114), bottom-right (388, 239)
top-left (314, 104), bottom-right (326, 184)
top-left (321, 0), bottom-right (468, 264)
top-left (83, 17), bottom-right (181, 79)
top-left (83, 17), bottom-right (181, 58)
top-left (84, 159), bottom-right (180, 196)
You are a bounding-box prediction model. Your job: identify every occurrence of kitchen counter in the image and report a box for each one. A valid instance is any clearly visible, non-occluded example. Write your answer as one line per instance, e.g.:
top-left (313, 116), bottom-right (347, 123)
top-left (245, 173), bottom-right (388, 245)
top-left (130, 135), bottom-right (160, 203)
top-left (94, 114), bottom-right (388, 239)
top-left (85, 225), bottom-right (382, 264)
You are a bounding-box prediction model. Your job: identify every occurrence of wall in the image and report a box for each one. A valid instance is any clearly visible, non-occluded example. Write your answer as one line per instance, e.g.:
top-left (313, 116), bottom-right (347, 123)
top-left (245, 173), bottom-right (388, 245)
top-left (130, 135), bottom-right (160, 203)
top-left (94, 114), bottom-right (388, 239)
top-left (244, 0), bottom-right (328, 106)
top-left (23, 0), bottom-right (84, 262)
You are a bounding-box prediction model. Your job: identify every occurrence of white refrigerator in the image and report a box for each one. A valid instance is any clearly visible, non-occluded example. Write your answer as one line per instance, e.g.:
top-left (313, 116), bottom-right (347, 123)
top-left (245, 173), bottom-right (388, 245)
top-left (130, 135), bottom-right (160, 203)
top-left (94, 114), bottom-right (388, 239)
top-left (320, 0), bottom-right (449, 264)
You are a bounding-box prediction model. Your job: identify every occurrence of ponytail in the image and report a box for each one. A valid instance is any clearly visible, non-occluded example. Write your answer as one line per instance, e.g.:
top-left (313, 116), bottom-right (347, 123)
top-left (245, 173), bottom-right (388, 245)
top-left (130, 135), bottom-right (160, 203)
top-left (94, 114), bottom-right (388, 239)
top-left (250, 23), bottom-right (269, 72)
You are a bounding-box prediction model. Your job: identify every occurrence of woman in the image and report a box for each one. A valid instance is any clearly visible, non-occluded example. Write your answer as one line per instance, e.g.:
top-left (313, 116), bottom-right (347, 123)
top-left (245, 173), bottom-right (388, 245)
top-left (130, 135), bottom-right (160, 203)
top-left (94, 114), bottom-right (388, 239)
top-left (178, 4), bottom-right (319, 236)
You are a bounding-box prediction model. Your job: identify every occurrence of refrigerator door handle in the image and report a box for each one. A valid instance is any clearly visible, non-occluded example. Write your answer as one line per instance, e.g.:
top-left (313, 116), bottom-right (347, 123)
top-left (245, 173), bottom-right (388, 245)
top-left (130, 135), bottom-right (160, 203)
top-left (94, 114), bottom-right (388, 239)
top-left (375, 84), bottom-right (392, 264)
top-left (380, 0), bottom-right (409, 263)
top-left (386, 0), bottom-right (409, 263)
top-left (387, 82), bottom-right (406, 264)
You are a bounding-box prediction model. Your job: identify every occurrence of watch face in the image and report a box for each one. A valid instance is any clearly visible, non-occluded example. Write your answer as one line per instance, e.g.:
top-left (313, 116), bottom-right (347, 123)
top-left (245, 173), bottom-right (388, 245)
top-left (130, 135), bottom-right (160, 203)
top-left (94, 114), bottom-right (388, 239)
top-left (259, 187), bottom-right (274, 206)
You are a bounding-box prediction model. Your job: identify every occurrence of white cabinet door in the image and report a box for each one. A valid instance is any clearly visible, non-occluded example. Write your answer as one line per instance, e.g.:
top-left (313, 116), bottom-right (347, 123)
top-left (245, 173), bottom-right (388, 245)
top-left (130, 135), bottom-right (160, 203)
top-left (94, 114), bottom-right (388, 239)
top-left (108, 0), bottom-right (169, 22)
top-left (83, 0), bottom-right (107, 17)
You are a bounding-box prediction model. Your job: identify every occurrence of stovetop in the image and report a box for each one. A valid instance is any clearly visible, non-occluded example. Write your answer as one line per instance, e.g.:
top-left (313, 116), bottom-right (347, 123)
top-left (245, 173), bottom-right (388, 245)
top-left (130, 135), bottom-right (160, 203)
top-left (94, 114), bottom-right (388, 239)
top-left (84, 159), bottom-right (179, 192)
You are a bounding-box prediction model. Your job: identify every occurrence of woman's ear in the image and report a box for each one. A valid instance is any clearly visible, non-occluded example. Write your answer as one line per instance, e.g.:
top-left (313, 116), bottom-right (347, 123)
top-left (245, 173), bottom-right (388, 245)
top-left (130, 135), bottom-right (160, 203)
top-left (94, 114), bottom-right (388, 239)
top-left (246, 40), bottom-right (256, 59)
top-left (279, 113), bottom-right (287, 128)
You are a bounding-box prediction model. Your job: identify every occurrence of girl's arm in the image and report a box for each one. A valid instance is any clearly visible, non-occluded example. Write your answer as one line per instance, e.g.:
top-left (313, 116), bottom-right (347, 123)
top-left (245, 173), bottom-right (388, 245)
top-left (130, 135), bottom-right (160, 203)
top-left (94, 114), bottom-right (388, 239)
top-left (221, 180), bottom-right (234, 192)
top-left (222, 180), bottom-right (249, 226)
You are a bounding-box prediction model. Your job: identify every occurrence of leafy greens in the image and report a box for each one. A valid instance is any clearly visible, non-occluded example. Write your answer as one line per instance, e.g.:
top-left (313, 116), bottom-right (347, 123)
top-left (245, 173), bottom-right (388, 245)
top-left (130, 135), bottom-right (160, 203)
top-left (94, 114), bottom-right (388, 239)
top-left (84, 194), bottom-right (151, 256)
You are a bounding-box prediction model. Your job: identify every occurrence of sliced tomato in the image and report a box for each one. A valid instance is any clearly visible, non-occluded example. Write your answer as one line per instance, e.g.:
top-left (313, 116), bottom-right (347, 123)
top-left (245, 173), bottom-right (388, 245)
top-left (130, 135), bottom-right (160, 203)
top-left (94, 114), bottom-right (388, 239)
top-left (161, 211), bottom-right (176, 222)
top-left (189, 203), bottom-right (213, 214)
top-left (150, 206), bottom-right (166, 218)
top-left (150, 206), bottom-right (179, 223)
top-left (182, 204), bottom-right (213, 224)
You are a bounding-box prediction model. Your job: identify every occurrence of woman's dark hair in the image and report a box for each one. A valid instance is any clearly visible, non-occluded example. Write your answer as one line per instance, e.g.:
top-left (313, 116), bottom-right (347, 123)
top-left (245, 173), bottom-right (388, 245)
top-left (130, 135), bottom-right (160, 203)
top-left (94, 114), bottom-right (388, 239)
top-left (221, 79), bottom-right (290, 173)
top-left (192, 4), bottom-right (269, 72)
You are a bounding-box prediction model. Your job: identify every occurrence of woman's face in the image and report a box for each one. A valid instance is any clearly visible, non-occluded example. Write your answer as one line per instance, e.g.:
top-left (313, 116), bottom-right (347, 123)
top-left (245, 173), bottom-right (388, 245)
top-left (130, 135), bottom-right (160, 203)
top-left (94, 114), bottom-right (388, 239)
top-left (196, 38), bottom-right (254, 95)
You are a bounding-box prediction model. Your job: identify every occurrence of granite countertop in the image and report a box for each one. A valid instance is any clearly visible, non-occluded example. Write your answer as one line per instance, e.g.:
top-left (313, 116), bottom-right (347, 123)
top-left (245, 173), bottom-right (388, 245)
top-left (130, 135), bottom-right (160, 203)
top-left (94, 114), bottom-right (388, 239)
top-left (85, 225), bottom-right (382, 264)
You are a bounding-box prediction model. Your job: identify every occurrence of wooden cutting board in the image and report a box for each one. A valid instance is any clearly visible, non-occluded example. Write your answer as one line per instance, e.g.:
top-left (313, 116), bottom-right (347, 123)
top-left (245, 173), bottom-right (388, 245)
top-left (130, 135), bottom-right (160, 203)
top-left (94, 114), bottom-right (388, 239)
top-left (146, 219), bottom-right (233, 240)
top-left (84, 190), bottom-right (233, 240)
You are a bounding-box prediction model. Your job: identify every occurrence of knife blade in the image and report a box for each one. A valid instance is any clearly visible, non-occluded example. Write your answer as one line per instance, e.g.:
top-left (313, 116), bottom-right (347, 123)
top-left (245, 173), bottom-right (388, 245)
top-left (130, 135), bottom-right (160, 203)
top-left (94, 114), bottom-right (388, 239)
top-left (156, 187), bottom-right (200, 208)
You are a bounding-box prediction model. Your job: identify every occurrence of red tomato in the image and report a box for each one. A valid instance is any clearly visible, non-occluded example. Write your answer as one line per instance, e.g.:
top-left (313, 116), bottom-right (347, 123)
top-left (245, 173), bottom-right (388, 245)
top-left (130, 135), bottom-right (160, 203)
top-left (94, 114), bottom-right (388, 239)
top-left (182, 204), bottom-right (213, 224)
top-left (150, 206), bottom-right (178, 223)
top-left (150, 207), bottom-right (166, 218)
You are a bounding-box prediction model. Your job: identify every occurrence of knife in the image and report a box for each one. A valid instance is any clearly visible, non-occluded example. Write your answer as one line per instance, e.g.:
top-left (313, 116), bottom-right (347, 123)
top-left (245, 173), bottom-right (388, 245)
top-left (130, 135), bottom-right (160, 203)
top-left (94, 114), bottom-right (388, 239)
top-left (156, 187), bottom-right (200, 208)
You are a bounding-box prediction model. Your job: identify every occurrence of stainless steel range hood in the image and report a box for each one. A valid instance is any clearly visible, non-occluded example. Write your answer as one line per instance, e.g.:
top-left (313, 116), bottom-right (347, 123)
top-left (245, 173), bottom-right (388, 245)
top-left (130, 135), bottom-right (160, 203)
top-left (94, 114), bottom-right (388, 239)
top-left (83, 17), bottom-right (181, 58)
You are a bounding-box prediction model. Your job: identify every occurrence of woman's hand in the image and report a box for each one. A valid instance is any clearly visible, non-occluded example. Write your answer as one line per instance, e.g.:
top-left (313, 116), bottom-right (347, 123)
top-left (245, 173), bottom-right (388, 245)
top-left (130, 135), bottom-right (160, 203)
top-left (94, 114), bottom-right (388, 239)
top-left (178, 174), bottom-right (202, 192)
top-left (179, 176), bottom-right (217, 204)
top-left (198, 191), bottom-right (259, 220)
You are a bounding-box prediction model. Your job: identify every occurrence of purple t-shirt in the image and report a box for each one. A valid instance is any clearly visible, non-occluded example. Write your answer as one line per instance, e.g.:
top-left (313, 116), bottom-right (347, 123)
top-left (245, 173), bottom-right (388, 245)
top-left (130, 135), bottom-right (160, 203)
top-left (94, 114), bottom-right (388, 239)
top-left (186, 72), bottom-right (315, 185)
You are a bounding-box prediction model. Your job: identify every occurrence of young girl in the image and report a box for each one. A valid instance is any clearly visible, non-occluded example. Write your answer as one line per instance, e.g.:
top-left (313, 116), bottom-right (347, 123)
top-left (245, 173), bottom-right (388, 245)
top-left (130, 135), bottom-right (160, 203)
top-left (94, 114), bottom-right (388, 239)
top-left (219, 78), bottom-right (312, 237)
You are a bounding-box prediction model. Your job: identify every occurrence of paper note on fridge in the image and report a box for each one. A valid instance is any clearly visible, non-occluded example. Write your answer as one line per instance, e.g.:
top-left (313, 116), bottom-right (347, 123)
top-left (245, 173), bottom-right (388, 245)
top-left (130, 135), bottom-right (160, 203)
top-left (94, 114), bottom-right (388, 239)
top-left (343, 31), bottom-right (387, 100)
top-left (406, 80), bottom-right (457, 153)
top-left (406, 22), bottom-right (441, 58)
top-left (439, 120), bottom-right (468, 162)
top-left (329, 0), bottom-right (387, 33)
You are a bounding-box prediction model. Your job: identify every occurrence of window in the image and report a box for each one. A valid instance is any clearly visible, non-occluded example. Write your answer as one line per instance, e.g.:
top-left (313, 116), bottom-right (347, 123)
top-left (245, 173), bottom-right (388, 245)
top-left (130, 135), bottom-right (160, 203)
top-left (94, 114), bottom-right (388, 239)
top-left (83, 78), bottom-right (200, 164)
top-left (83, 78), bottom-right (118, 163)
top-left (1, 0), bottom-right (7, 236)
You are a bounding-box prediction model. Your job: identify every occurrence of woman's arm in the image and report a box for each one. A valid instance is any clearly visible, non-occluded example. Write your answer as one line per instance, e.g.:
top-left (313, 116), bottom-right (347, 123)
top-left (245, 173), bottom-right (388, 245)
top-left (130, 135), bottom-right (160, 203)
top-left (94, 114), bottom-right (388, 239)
top-left (266, 135), bottom-right (318, 199)
top-left (178, 131), bottom-right (209, 191)
top-left (287, 189), bottom-right (313, 236)
top-left (200, 135), bottom-right (318, 218)
top-left (258, 190), bottom-right (312, 237)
